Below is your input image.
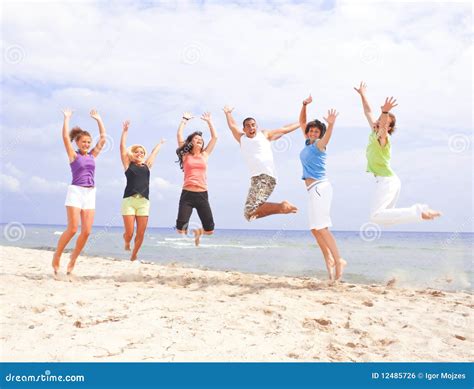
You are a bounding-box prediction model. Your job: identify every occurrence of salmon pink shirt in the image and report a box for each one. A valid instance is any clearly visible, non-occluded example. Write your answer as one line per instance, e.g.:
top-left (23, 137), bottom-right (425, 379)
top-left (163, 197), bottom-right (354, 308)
top-left (183, 154), bottom-right (207, 191)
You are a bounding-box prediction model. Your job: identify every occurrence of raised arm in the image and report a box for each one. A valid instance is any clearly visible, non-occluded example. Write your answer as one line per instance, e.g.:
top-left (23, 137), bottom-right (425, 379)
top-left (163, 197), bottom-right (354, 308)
top-left (61, 108), bottom-right (76, 163)
top-left (299, 95), bottom-right (312, 137)
top-left (376, 97), bottom-right (398, 147)
top-left (223, 105), bottom-right (243, 143)
top-left (90, 109), bottom-right (107, 157)
top-left (146, 139), bottom-right (166, 169)
top-left (178, 112), bottom-right (193, 147)
top-left (120, 120), bottom-right (130, 170)
top-left (354, 82), bottom-right (376, 129)
top-left (201, 112), bottom-right (218, 156)
top-left (264, 122), bottom-right (300, 141)
top-left (317, 109), bottom-right (339, 151)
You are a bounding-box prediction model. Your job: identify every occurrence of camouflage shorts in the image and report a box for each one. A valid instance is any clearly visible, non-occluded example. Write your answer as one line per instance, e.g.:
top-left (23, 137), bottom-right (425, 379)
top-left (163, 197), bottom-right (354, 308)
top-left (244, 174), bottom-right (277, 221)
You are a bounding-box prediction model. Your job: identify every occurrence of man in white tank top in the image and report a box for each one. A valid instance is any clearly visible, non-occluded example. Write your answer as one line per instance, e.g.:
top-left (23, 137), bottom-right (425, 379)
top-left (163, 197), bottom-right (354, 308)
top-left (223, 105), bottom-right (299, 221)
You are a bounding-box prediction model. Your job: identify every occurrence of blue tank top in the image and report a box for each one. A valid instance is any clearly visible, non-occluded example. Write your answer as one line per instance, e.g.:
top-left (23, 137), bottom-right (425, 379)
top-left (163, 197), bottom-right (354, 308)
top-left (299, 139), bottom-right (326, 180)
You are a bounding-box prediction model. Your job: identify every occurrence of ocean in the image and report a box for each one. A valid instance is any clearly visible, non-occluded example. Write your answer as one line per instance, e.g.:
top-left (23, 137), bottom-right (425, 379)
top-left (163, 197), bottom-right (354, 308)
top-left (1, 224), bottom-right (472, 292)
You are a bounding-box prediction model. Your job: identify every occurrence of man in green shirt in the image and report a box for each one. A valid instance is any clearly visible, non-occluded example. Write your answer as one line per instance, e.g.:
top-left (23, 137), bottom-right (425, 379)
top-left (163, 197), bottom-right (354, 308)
top-left (354, 82), bottom-right (441, 225)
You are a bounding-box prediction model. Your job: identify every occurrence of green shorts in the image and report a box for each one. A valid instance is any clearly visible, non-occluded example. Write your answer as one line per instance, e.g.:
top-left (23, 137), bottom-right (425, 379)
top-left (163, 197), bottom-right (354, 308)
top-left (121, 194), bottom-right (150, 217)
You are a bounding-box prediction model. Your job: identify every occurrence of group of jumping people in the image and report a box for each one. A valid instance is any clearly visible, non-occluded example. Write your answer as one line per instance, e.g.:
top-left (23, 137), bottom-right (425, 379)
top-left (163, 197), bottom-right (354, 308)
top-left (52, 82), bottom-right (441, 282)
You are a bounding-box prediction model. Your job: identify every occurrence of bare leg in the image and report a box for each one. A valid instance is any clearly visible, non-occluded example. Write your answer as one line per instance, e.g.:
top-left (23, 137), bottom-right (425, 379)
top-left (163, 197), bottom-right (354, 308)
top-left (311, 229), bottom-right (335, 280)
top-left (130, 216), bottom-right (148, 261)
top-left (67, 209), bottom-right (95, 274)
top-left (317, 228), bottom-right (347, 281)
top-left (251, 201), bottom-right (298, 220)
top-left (52, 206), bottom-right (80, 275)
top-left (122, 215), bottom-right (135, 251)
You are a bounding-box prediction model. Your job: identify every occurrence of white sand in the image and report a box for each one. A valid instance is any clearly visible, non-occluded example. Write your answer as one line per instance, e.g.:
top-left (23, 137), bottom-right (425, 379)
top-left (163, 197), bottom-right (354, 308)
top-left (0, 246), bottom-right (472, 362)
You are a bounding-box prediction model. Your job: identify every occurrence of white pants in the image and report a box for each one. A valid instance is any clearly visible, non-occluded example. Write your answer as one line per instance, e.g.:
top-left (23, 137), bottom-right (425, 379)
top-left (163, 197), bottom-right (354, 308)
top-left (370, 176), bottom-right (428, 226)
top-left (307, 180), bottom-right (333, 230)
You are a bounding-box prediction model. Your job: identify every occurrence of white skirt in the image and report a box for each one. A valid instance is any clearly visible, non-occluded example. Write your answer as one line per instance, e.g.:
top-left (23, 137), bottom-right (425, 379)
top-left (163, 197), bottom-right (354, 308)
top-left (65, 185), bottom-right (96, 210)
top-left (307, 180), bottom-right (333, 230)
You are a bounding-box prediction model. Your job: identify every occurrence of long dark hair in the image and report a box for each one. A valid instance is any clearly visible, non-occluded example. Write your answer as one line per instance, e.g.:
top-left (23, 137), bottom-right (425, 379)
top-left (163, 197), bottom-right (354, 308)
top-left (176, 131), bottom-right (205, 171)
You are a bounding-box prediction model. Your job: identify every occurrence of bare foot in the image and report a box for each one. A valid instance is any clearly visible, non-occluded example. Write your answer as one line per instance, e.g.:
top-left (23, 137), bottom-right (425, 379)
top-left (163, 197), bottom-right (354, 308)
top-left (335, 258), bottom-right (347, 281)
top-left (281, 201), bottom-right (298, 214)
top-left (52, 253), bottom-right (60, 275)
top-left (67, 273), bottom-right (78, 282)
top-left (193, 229), bottom-right (203, 247)
top-left (130, 253), bottom-right (138, 261)
top-left (66, 254), bottom-right (78, 275)
top-left (325, 256), bottom-right (335, 281)
top-left (422, 209), bottom-right (442, 220)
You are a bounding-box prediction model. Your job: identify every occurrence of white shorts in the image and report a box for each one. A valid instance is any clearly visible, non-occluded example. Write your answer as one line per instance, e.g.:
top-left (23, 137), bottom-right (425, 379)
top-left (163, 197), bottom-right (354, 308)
top-left (65, 185), bottom-right (96, 210)
top-left (307, 180), bottom-right (333, 230)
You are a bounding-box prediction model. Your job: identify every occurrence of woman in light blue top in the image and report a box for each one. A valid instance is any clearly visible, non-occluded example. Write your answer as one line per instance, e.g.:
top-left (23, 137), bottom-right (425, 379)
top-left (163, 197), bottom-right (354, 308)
top-left (299, 95), bottom-right (346, 282)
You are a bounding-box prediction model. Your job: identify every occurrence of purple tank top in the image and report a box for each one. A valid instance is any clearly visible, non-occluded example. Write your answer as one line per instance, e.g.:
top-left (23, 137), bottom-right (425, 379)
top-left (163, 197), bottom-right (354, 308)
top-left (70, 151), bottom-right (95, 187)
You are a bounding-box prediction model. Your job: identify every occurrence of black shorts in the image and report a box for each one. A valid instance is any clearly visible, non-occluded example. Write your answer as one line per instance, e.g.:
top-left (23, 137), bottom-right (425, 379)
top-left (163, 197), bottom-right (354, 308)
top-left (176, 190), bottom-right (215, 232)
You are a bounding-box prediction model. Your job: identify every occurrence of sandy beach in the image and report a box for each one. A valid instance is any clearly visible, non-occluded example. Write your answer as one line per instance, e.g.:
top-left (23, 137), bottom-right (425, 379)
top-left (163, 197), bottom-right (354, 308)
top-left (0, 245), bottom-right (472, 362)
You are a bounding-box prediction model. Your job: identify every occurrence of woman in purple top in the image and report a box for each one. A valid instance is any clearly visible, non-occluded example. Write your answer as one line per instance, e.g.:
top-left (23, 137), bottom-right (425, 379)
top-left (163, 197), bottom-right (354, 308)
top-left (52, 108), bottom-right (107, 277)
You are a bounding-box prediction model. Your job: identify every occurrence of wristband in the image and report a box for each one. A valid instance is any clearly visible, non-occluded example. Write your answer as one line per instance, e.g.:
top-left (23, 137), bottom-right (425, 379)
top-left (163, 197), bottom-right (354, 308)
top-left (303, 102), bottom-right (308, 106)
top-left (182, 117), bottom-right (189, 121)
top-left (382, 111), bottom-right (389, 114)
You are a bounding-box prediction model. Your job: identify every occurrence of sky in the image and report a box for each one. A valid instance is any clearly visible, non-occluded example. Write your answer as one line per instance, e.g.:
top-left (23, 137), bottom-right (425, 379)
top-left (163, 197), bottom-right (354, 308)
top-left (0, 0), bottom-right (472, 233)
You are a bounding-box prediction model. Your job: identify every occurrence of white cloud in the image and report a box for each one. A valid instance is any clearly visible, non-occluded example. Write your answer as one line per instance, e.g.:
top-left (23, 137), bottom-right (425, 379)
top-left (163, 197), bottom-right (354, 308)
top-left (27, 176), bottom-right (68, 194)
top-left (0, 174), bottom-right (21, 192)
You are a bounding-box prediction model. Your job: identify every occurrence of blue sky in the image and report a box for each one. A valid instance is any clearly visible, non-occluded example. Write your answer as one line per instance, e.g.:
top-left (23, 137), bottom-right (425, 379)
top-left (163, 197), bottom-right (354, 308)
top-left (1, 0), bottom-right (472, 233)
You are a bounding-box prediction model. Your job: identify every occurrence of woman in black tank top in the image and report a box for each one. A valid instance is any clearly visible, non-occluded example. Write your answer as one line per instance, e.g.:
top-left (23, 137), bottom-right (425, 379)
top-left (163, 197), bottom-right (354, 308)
top-left (119, 120), bottom-right (165, 261)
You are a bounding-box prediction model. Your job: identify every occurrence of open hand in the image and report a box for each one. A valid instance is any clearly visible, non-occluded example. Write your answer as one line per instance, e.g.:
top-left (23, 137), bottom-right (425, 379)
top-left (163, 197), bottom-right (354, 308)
top-left (201, 112), bottom-right (212, 123)
top-left (323, 109), bottom-right (339, 125)
top-left (122, 120), bottom-right (130, 131)
top-left (62, 108), bottom-right (74, 119)
top-left (90, 109), bottom-right (102, 121)
top-left (381, 97), bottom-right (398, 112)
top-left (182, 112), bottom-right (194, 120)
top-left (303, 95), bottom-right (312, 105)
top-left (353, 81), bottom-right (367, 96)
top-left (222, 105), bottom-right (234, 114)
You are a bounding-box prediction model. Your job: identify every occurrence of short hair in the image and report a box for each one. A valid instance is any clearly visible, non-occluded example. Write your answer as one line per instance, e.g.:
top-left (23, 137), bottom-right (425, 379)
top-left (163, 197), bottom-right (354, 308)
top-left (243, 117), bottom-right (256, 127)
top-left (305, 119), bottom-right (326, 138)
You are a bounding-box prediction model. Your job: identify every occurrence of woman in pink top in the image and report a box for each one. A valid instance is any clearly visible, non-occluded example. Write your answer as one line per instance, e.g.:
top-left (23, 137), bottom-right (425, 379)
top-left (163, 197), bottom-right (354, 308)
top-left (175, 112), bottom-right (218, 246)
top-left (52, 108), bottom-right (107, 278)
